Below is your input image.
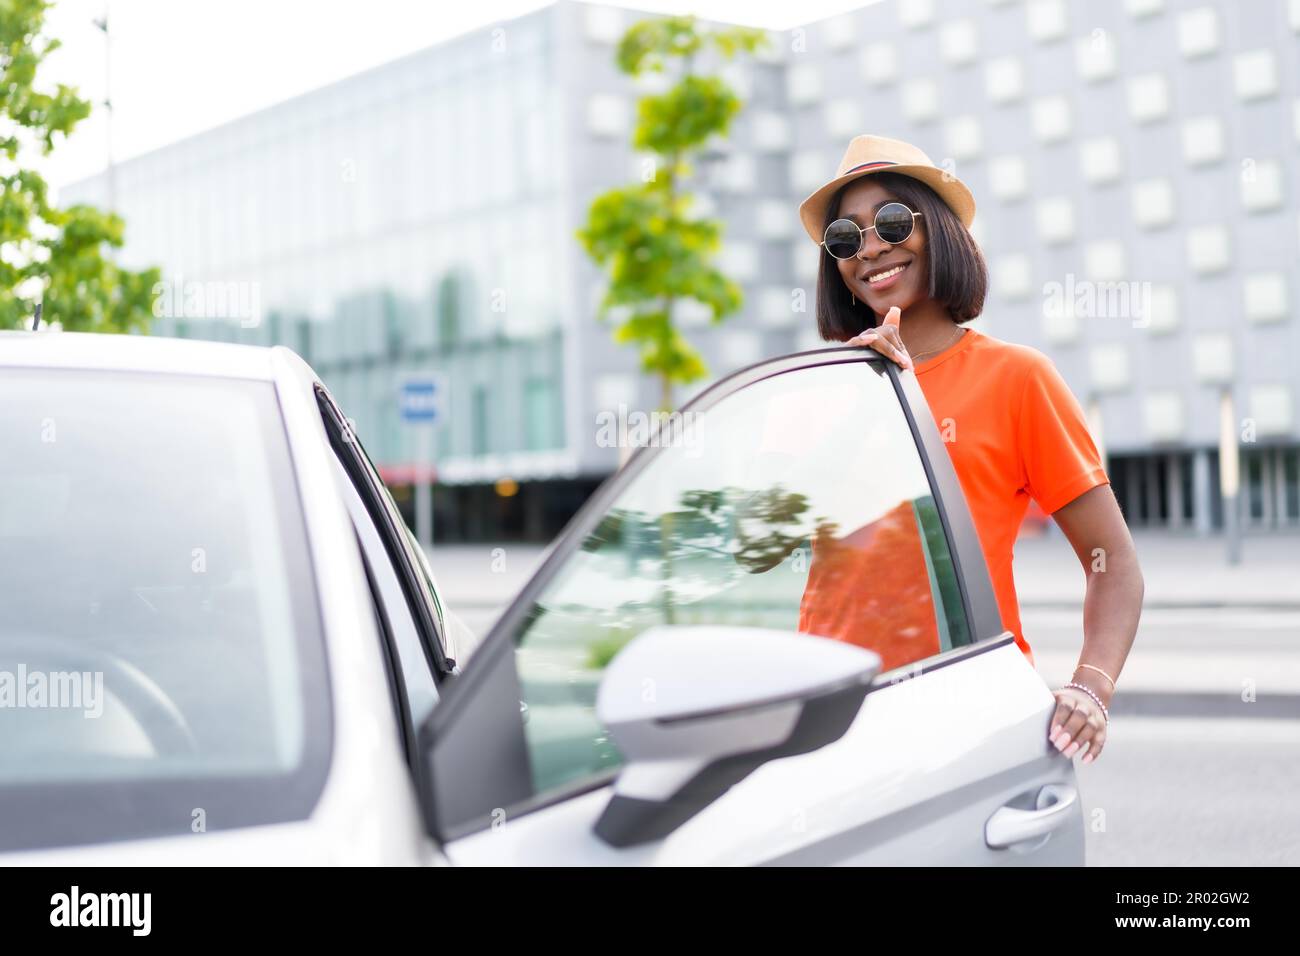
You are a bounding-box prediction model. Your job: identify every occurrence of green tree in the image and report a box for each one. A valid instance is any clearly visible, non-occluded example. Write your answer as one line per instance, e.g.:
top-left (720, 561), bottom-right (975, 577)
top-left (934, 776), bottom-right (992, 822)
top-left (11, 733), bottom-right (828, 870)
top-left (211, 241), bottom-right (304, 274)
top-left (0, 0), bottom-right (158, 332)
top-left (575, 15), bottom-right (767, 411)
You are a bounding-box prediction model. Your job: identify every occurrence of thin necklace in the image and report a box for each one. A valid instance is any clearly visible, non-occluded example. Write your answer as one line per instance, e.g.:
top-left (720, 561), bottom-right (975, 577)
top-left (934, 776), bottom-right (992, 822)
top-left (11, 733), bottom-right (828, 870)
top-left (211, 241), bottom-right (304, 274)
top-left (909, 325), bottom-right (964, 363)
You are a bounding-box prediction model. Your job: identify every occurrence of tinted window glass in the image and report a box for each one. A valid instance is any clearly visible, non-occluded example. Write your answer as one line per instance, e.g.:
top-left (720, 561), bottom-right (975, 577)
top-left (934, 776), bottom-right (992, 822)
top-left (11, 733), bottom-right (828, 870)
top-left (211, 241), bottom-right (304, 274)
top-left (506, 361), bottom-right (971, 796)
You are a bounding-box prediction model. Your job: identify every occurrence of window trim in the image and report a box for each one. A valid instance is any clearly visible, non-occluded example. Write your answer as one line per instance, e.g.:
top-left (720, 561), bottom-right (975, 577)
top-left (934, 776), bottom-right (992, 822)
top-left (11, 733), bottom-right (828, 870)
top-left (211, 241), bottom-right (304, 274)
top-left (315, 384), bottom-right (453, 681)
top-left (420, 348), bottom-right (1008, 842)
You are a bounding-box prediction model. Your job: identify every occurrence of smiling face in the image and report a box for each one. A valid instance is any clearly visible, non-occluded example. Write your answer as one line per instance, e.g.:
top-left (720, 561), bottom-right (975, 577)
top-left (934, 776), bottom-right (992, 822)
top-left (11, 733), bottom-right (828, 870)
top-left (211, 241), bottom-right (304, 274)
top-left (832, 177), bottom-right (931, 318)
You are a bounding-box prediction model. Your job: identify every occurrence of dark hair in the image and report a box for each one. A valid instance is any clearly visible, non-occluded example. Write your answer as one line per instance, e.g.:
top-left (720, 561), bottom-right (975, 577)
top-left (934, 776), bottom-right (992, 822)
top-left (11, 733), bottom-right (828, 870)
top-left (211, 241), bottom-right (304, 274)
top-left (814, 171), bottom-right (988, 341)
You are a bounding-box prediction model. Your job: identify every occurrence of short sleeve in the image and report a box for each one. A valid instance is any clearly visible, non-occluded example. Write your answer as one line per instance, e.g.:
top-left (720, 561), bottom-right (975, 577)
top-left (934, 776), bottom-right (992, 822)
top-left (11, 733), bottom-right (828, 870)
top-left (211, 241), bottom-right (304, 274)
top-left (1016, 353), bottom-right (1109, 513)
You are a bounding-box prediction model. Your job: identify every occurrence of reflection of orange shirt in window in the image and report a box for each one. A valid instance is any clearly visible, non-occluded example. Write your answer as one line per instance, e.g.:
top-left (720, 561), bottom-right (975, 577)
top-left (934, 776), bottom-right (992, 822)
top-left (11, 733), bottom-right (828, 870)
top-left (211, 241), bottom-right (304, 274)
top-left (797, 500), bottom-right (940, 673)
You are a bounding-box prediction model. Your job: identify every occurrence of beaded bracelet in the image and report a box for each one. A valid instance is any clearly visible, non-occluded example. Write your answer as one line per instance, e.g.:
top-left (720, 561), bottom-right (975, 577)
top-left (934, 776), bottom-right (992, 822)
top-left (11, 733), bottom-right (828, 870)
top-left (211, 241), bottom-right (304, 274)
top-left (1060, 681), bottom-right (1109, 725)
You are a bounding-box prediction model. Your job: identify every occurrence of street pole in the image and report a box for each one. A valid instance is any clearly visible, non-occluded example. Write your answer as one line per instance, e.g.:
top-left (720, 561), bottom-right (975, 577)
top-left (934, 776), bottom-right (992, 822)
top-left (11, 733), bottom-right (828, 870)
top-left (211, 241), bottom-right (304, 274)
top-left (415, 424), bottom-right (434, 549)
top-left (1219, 387), bottom-right (1241, 565)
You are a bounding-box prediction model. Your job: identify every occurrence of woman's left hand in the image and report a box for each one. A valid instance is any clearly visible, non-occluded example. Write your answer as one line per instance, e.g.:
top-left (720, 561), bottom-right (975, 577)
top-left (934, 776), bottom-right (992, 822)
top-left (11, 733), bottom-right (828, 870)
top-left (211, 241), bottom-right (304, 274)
top-left (1049, 686), bottom-right (1108, 764)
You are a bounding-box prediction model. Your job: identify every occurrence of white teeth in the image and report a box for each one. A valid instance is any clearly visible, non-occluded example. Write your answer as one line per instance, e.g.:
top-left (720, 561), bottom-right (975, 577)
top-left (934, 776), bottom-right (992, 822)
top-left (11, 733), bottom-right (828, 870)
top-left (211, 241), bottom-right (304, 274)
top-left (868, 264), bottom-right (906, 283)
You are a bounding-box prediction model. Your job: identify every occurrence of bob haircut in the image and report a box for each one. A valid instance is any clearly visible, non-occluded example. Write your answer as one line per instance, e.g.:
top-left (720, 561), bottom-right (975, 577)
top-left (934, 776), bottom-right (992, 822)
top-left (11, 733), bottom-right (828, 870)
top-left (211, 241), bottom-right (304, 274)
top-left (814, 171), bottom-right (988, 342)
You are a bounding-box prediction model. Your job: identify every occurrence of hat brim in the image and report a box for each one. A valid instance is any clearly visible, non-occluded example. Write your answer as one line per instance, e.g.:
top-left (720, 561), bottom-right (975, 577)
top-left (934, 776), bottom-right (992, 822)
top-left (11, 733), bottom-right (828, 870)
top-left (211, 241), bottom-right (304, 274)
top-left (797, 163), bottom-right (976, 245)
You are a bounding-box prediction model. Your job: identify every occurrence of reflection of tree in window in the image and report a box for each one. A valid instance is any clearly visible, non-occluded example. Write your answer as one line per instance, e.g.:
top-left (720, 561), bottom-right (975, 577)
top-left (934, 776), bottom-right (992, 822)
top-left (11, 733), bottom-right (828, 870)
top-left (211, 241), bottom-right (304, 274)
top-left (575, 483), bottom-right (811, 659)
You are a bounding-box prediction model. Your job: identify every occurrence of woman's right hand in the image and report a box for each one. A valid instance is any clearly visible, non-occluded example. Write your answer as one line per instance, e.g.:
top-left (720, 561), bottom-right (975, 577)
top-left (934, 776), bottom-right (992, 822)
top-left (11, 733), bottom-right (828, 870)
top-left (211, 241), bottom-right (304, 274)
top-left (846, 305), bottom-right (912, 370)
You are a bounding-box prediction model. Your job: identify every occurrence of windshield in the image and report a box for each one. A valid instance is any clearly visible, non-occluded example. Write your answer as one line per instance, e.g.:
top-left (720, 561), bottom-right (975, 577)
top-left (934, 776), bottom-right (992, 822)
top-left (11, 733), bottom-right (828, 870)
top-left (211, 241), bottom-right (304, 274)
top-left (0, 368), bottom-right (330, 851)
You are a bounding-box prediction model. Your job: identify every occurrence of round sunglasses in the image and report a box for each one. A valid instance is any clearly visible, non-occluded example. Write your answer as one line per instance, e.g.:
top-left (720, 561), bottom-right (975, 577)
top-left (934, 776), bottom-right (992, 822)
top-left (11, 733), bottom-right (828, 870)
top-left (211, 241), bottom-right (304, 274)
top-left (820, 202), bottom-right (923, 260)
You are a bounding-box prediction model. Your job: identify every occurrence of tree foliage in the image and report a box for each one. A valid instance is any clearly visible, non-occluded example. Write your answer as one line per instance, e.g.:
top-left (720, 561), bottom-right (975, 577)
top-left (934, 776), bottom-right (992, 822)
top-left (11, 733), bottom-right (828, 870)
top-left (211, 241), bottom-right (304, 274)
top-left (0, 0), bottom-right (158, 332)
top-left (576, 15), bottom-right (767, 410)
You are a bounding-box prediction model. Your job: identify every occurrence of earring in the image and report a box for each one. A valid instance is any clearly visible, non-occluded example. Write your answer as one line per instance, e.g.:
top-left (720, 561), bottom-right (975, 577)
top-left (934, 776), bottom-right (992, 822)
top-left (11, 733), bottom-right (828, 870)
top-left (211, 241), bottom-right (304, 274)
top-left (852, 292), bottom-right (857, 306)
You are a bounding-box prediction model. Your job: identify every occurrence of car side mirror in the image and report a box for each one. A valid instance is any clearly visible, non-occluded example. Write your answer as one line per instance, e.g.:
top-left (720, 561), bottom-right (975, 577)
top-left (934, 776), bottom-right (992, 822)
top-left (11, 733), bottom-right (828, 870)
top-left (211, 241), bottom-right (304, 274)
top-left (593, 625), bottom-right (879, 848)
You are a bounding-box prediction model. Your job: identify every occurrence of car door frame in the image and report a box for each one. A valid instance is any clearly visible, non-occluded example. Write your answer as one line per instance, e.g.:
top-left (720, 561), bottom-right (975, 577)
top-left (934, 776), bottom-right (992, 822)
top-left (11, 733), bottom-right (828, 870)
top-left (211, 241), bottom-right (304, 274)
top-left (315, 382), bottom-right (456, 683)
top-left (416, 347), bottom-right (1021, 845)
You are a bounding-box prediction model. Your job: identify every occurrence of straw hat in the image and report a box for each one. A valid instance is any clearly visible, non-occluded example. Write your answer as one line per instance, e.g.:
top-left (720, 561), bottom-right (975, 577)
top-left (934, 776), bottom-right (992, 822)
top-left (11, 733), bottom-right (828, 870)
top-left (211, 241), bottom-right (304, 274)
top-left (796, 134), bottom-right (976, 245)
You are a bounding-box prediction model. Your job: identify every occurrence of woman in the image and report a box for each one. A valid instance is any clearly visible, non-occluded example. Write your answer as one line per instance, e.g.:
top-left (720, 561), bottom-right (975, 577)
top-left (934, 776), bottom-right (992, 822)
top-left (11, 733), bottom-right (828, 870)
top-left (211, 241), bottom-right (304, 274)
top-left (797, 134), bottom-right (1143, 765)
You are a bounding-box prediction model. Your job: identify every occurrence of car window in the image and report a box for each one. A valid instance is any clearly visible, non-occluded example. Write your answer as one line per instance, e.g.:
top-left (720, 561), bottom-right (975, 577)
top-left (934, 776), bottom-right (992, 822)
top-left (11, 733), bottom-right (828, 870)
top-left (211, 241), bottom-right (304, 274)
top-left (0, 369), bottom-right (331, 850)
top-left (503, 360), bottom-right (973, 797)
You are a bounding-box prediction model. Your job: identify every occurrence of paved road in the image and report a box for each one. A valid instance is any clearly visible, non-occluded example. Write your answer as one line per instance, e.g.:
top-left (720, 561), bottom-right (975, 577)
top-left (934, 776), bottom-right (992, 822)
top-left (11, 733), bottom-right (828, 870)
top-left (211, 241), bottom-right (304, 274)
top-left (1076, 716), bottom-right (1300, 866)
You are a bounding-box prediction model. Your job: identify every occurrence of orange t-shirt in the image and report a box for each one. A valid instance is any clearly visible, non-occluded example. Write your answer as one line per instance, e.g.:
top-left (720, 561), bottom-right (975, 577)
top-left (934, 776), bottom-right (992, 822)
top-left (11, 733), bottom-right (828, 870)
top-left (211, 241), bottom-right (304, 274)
top-left (913, 327), bottom-right (1110, 666)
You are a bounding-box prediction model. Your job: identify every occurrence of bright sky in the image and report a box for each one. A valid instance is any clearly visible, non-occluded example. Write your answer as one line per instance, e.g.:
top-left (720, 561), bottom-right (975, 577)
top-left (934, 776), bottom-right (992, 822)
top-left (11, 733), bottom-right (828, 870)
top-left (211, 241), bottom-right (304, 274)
top-left (41, 0), bottom-right (875, 196)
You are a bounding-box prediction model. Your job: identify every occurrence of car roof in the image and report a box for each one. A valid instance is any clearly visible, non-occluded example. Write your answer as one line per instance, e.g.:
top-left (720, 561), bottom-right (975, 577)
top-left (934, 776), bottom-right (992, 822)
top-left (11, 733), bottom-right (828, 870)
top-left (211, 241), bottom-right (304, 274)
top-left (0, 329), bottom-right (278, 380)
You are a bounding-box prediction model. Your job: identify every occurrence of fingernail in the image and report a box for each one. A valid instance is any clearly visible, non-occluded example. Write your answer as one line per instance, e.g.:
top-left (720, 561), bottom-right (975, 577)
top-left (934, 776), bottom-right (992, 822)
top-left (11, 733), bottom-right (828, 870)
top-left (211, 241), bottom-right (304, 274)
top-left (1050, 724), bottom-right (1060, 736)
top-left (1081, 753), bottom-right (1094, 765)
top-left (1064, 742), bottom-right (1079, 758)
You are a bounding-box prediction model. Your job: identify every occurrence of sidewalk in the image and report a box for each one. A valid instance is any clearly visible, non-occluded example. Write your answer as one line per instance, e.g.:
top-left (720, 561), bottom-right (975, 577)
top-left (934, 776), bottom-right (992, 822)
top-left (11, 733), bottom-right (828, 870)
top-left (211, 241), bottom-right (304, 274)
top-left (1013, 526), bottom-right (1300, 609)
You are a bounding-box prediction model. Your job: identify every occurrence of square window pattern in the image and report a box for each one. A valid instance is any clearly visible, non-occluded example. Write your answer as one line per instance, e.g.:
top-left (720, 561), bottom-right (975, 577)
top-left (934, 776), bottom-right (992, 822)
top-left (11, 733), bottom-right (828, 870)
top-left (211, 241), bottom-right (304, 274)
top-left (787, 63), bottom-right (824, 105)
top-left (719, 63), bottom-right (754, 101)
top-left (1076, 34), bottom-right (1118, 82)
top-left (985, 56), bottom-right (1024, 103)
top-left (820, 13), bottom-right (858, 51)
top-left (583, 5), bottom-right (625, 43)
top-left (940, 19), bottom-right (979, 65)
top-left (989, 154), bottom-right (1029, 199)
top-left (586, 94), bottom-right (627, 137)
top-left (1177, 8), bottom-right (1220, 58)
top-left (1182, 115), bottom-right (1225, 165)
top-left (1126, 0), bottom-right (1164, 16)
top-left (1089, 344), bottom-right (1131, 392)
top-left (1128, 73), bottom-right (1170, 123)
top-left (1187, 225), bottom-right (1231, 273)
top-left (1250, 385), bottom-right (1294, 435)
top-left (1192, 333), bottom-right (1234, 384)
top-left (675, 297), bottom-right (714, 328)
top-left (718, 242), bottom-right (760, 282)
top-left (1037, 196), bottom-right (1076, 244)
top-left (1133, 178), bottom-right (1176, 227)
top-left (1081, 137), bottom-right (1123, 184)
top-left (1086, 240), bottom-right (1127, 281)
top-left (791, 150), bottom-right (830, 193)
top-left (1244, 273), bottom-right (1288, 322)
top-left (751, 111), bottom-right (791, 152)
top-left (717, 329), bottom-right (764, 368)
top-left (1032, 95), bottom-right (1072, 142)
top-left (757, 286), bottom-right (799, 327)
top-left (1041, 294), bottom-right (1080, 343)
top-left (900, 0), bottom-right (935, 29)
top-left (946, 115), bottom-right (983, 159)
top-left (861, 42), bottom-right (898, 85)
top-left (1234, 51), bottom-right (1277, 101)
top-left (1144, 392), bottom-right (1185, 441)
top-left (1027, 0), bottom-right (1068, 42)
top-left (824, 98), bottom-right (864, 138)
top-left (902, 77), bottom-right (940, 122)
top-left (718, 153), bottom-right (757, 193)
top-left (756, 200), bottom-right (794, 240)
top-left (996, 253), bottom-right (1033, 299)
top-left (1241, 160), bottom-right (1284, 211)
top-left (1147, 284), bottom-right (1180, 333)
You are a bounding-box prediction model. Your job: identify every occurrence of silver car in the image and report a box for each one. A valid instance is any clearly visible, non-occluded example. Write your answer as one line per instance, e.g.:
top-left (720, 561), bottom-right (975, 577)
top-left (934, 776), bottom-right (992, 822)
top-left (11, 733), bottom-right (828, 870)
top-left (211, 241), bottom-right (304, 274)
top-left (0, 331), bottom-right (1082, 865)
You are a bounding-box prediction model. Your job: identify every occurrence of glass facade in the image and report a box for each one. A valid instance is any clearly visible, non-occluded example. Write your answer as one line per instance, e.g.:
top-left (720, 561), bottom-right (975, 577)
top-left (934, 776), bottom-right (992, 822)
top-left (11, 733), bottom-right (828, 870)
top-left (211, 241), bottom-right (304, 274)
top-left (60, 0), bottom-right (1300, 538)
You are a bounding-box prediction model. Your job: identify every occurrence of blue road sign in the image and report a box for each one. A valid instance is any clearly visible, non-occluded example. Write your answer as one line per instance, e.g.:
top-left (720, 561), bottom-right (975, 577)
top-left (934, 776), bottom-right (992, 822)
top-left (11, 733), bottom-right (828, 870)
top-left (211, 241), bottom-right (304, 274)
top-left (400, 378), bottom-right (445, 424)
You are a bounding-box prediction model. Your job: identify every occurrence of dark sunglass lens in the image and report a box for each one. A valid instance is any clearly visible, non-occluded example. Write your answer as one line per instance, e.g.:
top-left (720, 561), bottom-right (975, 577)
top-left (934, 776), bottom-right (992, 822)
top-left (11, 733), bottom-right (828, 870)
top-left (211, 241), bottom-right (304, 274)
top-left (823, 219), bottom-right (861, 259)
top-left (875, 203), bottom-right (914, 244)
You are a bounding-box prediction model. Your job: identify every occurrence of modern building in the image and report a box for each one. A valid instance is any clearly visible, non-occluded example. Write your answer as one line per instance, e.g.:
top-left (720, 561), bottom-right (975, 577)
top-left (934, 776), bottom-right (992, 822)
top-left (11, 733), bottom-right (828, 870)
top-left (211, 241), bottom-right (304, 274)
top-left (62, 0), bottom-right (1300, 539)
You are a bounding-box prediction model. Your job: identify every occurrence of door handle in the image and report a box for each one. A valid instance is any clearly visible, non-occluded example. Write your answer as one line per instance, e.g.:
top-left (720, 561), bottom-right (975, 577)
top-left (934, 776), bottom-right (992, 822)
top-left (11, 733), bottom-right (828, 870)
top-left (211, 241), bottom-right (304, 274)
top-left (985, 784), bottom-right (1078, 849)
